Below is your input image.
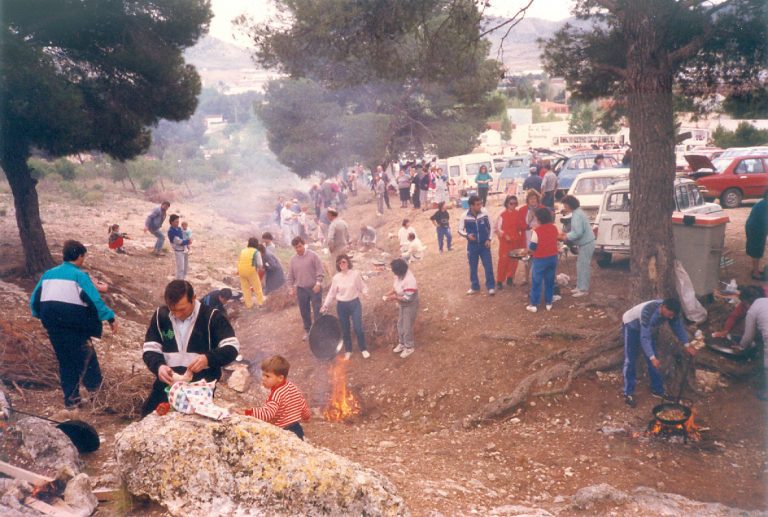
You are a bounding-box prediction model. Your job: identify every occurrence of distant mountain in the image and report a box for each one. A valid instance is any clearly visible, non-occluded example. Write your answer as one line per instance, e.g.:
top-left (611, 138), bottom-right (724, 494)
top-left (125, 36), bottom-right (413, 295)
top-left (482, 16), bottom-right (585, 73)
top-left (184, 35), bottom-right (254, 71)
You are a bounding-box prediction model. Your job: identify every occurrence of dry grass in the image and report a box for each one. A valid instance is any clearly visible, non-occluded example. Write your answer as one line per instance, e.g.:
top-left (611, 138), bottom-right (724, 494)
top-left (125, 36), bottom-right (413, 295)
top-left (0, 320), bottom-right (59, 388)
top-left (89, 367), bottom-right (153, 418)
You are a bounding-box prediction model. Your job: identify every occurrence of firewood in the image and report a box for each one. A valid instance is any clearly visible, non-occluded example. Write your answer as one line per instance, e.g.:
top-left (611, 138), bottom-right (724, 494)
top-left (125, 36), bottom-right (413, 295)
top-left (0, 460), bottom-right (54, 485)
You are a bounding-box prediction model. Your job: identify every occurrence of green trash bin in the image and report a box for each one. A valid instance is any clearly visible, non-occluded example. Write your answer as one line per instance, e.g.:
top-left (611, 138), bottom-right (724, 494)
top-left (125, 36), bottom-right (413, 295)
top-left (671, 213), bottom-right (730, 296)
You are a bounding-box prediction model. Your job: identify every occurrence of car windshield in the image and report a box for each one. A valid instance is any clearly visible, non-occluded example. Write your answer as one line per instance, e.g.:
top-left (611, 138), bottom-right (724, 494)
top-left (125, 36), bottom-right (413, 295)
top-left (573, 177), bottom-right (619, 195)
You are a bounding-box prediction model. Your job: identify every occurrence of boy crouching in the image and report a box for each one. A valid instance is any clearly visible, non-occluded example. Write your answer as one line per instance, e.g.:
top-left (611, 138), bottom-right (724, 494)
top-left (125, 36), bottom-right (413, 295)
top-left (239, 355), bottom-right (311, 440)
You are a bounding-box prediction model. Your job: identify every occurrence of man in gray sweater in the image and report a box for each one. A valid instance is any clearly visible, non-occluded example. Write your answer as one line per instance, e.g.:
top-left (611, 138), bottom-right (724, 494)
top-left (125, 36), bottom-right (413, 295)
top-left (144, 201), bottom-right (170, 256)
top-left (287, 237), bottom-right (325, 340)
top-left (738, 297), bottom-right (768, 400)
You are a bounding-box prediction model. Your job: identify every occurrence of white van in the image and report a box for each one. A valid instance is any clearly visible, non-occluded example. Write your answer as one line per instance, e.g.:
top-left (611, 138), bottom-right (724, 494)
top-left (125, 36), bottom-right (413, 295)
top-left (444, 153), bottom-right (495, 193)
top-left (593, 178), bottom-right (722, 267)
top-left (567, 168), bottom-right (630, 222)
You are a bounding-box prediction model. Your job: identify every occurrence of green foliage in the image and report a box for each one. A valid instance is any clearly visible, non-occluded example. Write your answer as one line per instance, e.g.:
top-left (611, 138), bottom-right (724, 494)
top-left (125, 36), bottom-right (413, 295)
top-left (54, 159), bottom-right (76, 181)
top-left (246, 0), bottom-right (502, 175)
top-left (712, 123), bottom-right (768, 148)
top-left (500, 111), bottom-right (512, 141)
top-left (722, 88), bottom-right (768, 119)
top-left (568, 103), bottom-right (596, 134)
top-left (532, 105), bottom-right (559, 124)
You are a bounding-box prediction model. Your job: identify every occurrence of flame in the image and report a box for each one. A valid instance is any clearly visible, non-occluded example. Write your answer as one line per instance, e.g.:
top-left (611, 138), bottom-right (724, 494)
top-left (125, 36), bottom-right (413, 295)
top-left (648, 408), bottom-right (700, 441)
top-left (322, 356), bottom-right (361, 422)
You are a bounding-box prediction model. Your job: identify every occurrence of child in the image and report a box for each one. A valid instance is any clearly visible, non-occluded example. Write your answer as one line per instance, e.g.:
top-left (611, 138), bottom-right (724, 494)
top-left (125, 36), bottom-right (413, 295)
top-left (403, 232), bottom-right (426, 262)
top-left (107, 224), bottom-right (130, 254)
top-left (181, 221), bottom-right (192, 254)
top-left (261, 232), bottom-right (276, 250)
top-left (240, 355), bottom-right (311, 440)
top-left (526, 207), bottom-right (560, 313)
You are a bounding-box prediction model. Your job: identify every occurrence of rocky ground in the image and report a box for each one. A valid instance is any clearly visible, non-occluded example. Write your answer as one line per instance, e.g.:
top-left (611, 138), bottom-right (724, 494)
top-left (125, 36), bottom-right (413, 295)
top-left (0, 176), bottom-right (766, 516)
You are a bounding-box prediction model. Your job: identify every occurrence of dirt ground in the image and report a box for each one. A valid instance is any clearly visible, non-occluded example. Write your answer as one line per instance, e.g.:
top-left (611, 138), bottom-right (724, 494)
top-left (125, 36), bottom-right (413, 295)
top-left (0, 177), bottom-right (766, 516)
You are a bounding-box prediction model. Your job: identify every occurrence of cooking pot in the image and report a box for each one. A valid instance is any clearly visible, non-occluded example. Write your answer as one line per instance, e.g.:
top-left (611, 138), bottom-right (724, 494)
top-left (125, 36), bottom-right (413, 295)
top-left (308, 314), bottom-right (343, 361)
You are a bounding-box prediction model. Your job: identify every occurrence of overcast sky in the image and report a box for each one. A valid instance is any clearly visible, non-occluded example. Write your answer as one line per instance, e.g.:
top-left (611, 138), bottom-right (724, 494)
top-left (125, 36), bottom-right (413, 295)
top-left (208, 0), bottom-right (575, 45)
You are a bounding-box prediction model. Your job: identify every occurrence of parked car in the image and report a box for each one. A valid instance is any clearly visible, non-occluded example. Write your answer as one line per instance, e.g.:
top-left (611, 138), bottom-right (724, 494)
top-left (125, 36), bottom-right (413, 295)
top-left (555, 153), bottom-right (622, 198)
top-left (686, 154), bottom-right (768, 208)
top-left (593, 178), bottom-right (722, 267)
top-left (495, 155), bottom-right (532, 194)
top-left (566, 168), bottom-right (630, 221)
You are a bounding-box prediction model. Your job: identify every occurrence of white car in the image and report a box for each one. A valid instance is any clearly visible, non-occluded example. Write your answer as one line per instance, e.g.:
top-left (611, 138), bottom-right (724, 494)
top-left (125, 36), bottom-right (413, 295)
top-left (593, 178), bottom-right (722, 267)
top-left (566, 168), bottom-right (630, 222)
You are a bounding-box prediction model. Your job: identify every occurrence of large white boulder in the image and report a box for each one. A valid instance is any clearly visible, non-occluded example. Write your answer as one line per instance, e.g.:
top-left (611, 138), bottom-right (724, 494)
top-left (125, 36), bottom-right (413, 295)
top-left (114, 413), bottom-right (407, 516)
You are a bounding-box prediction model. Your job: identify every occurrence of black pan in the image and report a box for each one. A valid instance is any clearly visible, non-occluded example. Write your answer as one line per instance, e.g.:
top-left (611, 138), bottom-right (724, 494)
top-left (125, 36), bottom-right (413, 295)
top-left (652, 403), bottom-right (692, 426)
top-left (9, 407), bottom-right (100, 454)
top-left (705, 336), bottom-right (754, 359)
top-left (308, 314), bottom-right (343, 361)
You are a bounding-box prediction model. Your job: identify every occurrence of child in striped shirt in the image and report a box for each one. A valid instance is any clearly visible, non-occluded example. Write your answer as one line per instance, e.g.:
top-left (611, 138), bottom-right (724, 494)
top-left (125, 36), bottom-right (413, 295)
top-left (239, 355), bottom-right (311, 440)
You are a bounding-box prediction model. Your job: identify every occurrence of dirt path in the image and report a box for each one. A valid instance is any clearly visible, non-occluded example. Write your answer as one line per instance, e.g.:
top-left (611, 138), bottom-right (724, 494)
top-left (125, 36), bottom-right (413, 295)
top-left (0, 180), bottom-right (765, 515)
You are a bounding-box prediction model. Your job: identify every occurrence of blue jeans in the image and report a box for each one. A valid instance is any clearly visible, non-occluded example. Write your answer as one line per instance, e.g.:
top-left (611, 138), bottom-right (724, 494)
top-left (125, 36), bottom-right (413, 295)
top-left (467, 243), bottom-right (495, 291)
top-left (151, 228), bottom-right (165, 253)
top-left (296, 286), bottom-right (322, 332)
top-left (437, 226), bottom-right (452, 251)
top-left (622, 324), bottom-right (664, 396)
top-left (337, 298), bottom-right (366, 352)
top-left (529, 255), bottom-right (557, 305)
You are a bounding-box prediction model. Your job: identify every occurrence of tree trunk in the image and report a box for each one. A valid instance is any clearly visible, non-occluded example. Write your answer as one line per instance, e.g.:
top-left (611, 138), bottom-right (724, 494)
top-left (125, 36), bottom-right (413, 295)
top-left (1, 150), bottom-right (55, 275)
top-left (624, 9), bottom-right (677, 302)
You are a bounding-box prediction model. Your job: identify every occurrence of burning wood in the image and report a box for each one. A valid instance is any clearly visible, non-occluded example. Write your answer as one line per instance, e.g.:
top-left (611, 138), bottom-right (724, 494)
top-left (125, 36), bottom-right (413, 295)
top-left (647, 408), bottom-right (701, 442)
top-left (322, 356), bottom-right (361, 422)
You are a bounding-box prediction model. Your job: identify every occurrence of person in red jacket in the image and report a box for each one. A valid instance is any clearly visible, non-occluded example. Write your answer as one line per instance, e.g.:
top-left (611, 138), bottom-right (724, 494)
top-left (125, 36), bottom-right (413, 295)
top-left (526, 207), bottom-right (560, 313)
top-left (495, 195), bottom-right (525, 289)
top-left (238, 355), bottom-right (311, 440)
top-left (712, 285), bottom-right (766, 338)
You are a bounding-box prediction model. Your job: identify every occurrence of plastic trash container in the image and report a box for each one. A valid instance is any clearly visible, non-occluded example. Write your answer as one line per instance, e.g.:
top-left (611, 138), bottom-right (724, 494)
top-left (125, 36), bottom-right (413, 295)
top-left (671, 212), bottom-right (730, 296)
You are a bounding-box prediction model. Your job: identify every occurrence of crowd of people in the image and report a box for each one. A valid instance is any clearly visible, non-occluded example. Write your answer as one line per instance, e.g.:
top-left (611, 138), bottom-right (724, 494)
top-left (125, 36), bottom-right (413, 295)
top-left (27, 158), bottom-right (767, 449)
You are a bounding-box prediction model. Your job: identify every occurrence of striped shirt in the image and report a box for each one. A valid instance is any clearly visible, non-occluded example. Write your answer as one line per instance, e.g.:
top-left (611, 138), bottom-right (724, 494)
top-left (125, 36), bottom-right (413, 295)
top-left (246, 380), bottom-right (311, 428)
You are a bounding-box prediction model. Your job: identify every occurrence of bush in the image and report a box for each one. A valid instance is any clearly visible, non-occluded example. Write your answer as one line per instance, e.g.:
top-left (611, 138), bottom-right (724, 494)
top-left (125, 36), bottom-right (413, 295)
top-left (54, 159), bottom-right (77, 180)
top-left (139, 177), bottom-right (155, 191)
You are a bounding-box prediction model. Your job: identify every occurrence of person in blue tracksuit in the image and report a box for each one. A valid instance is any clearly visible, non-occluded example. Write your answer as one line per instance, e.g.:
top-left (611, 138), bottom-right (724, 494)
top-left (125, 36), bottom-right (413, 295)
top-left (30, 240), bottom-right (118, 407)
top-left (621, 298), bottom-right (696, 407)
top-left (458, 195), bottom-right (495, 295)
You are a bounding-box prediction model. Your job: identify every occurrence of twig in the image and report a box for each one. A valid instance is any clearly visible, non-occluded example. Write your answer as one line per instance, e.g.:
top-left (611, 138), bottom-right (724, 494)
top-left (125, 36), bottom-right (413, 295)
top-left (11, 381), bottom-right (25, 401)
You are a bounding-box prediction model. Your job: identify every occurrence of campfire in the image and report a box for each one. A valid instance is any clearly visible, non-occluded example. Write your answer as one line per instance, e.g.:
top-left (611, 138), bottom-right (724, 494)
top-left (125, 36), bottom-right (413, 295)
top-left (322, 356), bottom-right (361, 422)
top-left (647, 406), bottom-right (701, 442)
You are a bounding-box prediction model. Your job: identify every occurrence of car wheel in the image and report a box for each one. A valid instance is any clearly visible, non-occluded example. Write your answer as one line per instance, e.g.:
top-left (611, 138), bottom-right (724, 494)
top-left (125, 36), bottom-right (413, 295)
top-left (720, 188), bottom-right (742, 209)
top-left (596, 252), bottom-right (612, 268)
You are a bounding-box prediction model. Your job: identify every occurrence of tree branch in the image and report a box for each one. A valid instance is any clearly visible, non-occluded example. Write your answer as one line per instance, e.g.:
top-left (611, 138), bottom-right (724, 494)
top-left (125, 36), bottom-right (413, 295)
top-left (593, 62), bottom-right (627, 79)
top-left (478, 0), bottom-right (534, 38)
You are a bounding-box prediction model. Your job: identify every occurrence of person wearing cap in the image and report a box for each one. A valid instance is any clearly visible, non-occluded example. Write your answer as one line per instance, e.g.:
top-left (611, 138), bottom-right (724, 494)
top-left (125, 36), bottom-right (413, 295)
top-left (522, 167), bottom-right (542, 193)
top-left (30, 240), bottom-right (118, 407)
top-left (621, 298), bottom-right (695, 407)
top-left (325, 207), bottom-right (350, 275)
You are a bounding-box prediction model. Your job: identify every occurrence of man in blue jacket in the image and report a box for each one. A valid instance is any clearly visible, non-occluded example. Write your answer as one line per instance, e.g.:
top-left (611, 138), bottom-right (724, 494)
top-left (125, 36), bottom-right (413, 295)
top-left (31, 240), bottom-right (118, 407)
top-left (621, 298), bottom-right (695, 407)
top-left (458, 195), bottom-right (495, 295)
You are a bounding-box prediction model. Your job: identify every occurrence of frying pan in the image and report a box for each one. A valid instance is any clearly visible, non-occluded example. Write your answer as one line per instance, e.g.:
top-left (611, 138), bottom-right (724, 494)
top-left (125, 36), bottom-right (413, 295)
top-left (308, 314), bottom-right (343, 361)
top-left (651, 356), bottom-right (693, 426)
top-left (508, 248), bottom-right (529, 260)
top-left (705, 336), bottom-right (755, 359)
top-left (8, 406), bottom-right (100, 454)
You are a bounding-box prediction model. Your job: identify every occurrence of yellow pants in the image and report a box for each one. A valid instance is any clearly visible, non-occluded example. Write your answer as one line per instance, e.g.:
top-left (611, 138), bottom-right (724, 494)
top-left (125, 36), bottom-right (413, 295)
top-left (239, 269), bottom-right (264, 308)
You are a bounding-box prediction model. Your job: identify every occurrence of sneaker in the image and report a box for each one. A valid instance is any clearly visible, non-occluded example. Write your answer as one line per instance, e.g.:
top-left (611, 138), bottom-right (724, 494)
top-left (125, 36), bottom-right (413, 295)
top-left (488, 289), bottom-right (496, 296)
top-left (361, 350), bottom-right (371, 359)
top-left (344, 352), bottom-right (352, 360)
top-left (546, 304), bottom-right (553, 311)
top-left (624, 394), bottom-right (637, 408)
top-left (393, 344), bottom-right (405, 354)
top-left (466, 289), bottom-right (479, 295)
top-left (335, 340), bottom-right (344, 353)
top-left (651, 390), bottom-right (670, 400)
top-left (552, 295), bottom-right (562, 302)
top-left (302, 333), bottom-right (308, 341)
top-left (572, 290), bottom-right (588, 298)
top-left (400, 348), bottom-right (414, 358)
top-left (526, 305), bottom-right (538, 313)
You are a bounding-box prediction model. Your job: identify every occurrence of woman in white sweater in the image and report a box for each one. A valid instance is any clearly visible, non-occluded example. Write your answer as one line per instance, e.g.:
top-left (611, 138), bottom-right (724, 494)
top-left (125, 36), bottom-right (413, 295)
top-left (321, 254), bottom-right (369, 359)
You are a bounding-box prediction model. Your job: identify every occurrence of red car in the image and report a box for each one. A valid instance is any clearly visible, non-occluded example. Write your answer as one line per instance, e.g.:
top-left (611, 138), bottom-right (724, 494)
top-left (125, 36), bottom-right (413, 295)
top-left (686, 154), bottom-right (768, 208)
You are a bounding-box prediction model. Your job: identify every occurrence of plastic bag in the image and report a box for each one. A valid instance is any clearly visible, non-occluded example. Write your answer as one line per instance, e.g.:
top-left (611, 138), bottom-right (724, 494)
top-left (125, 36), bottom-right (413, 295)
top-left (168, 379), bottom-right (229, 420)
top-left (674, 260), bottom-right (707, 323)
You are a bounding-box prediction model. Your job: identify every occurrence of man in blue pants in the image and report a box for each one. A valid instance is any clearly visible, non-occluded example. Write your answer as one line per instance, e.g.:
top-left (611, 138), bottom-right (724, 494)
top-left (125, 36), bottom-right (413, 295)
top-left (458, 195), bottom-right (495, 296)
top-left (621, 298), bottom-right (695, 407)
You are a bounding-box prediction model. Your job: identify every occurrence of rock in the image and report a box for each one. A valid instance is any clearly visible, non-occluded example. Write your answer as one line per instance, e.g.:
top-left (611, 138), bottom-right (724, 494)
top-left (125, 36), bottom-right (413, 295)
top-left (488, 505), bottom-right (553, 516)
top-left (599, 426), bottom-right (627, 436)
top-left (227, 367), bottom-right (251, 393)
top-left (64, 474), bottom-right (98, 517)
top-left (115, 413), bottom-right (407, 516)
top-left (9, 417), bottom-right (81, 474)
top-left (570, 484), bottom-right (629, 510)
top-left (696, 369), bottom-right (727, 393)
top-left (379, 440), bottom-right (397, 449)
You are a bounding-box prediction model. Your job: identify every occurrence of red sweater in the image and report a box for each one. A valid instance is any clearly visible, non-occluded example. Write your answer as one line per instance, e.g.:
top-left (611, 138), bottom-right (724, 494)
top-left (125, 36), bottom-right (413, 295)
top-left (531, 223), bottom-right (559, 258)
top-left (498, 209), bottom-right (524, 248)
top-left (245, 380), bottom-right (311, 428)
